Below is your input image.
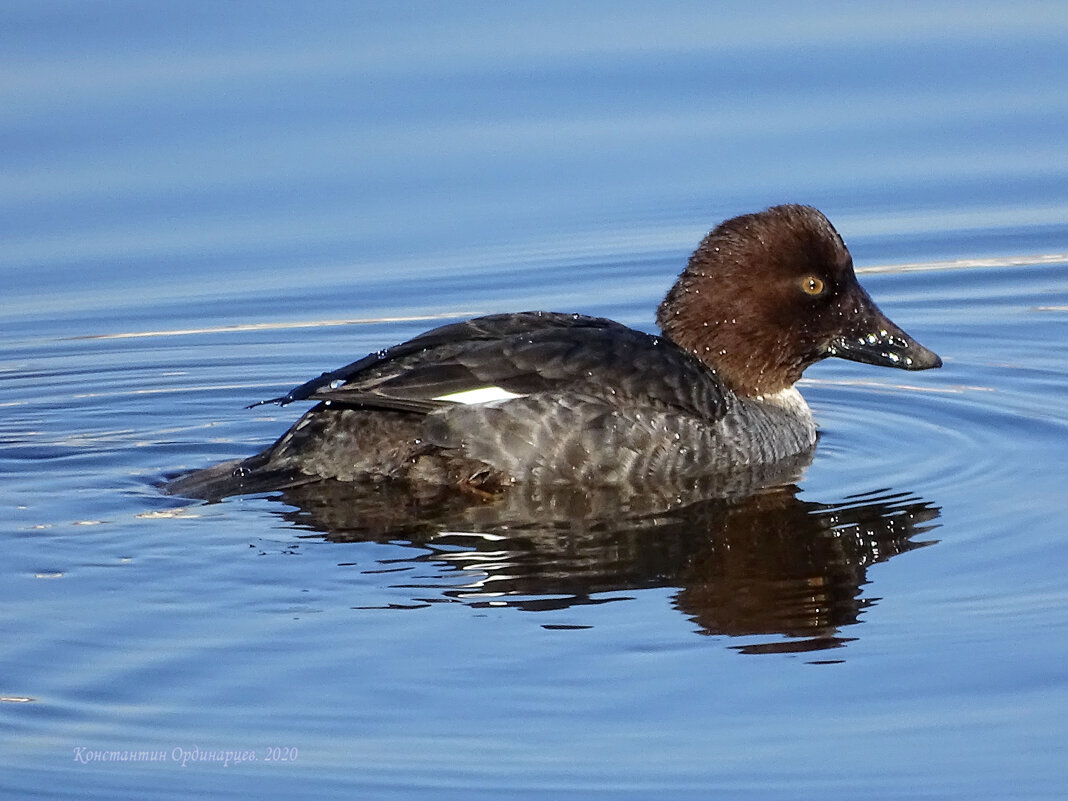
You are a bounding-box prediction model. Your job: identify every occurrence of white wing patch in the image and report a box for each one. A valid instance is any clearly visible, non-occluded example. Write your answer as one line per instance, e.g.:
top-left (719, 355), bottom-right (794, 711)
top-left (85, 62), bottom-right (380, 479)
top-left (432, 386), bottom-right (525, 405)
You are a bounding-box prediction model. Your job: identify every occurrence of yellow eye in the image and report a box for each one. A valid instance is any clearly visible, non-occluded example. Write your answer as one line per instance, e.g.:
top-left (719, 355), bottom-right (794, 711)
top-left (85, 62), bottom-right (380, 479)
top-left (800, 275), bottom-right (825, 296)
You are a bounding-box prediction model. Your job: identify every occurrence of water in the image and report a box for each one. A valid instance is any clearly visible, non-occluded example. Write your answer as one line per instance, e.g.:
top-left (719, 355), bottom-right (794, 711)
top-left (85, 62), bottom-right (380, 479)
top-left (3, 3), bottom-right (1068, 798)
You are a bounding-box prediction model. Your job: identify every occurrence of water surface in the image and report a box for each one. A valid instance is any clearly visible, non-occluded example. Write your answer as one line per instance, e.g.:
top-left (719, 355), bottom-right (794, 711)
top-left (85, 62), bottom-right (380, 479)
top-left (3, 3), bottom-right (1068, 799)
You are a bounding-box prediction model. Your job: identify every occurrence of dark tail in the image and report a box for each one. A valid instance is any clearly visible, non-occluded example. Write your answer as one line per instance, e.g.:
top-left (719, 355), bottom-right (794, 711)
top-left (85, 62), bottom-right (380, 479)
top-left (162, 453), bottom-right (312, 502)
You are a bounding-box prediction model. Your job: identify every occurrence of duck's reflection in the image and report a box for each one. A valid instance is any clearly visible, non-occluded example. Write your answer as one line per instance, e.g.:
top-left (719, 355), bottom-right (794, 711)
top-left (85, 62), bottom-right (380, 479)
top-left (266, 456), bottom-right (939, 655)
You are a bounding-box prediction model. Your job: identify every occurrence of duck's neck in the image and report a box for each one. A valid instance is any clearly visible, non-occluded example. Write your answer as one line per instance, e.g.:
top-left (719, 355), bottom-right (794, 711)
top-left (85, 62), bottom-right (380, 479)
top-left (657, 286), bottom-right (802, 398)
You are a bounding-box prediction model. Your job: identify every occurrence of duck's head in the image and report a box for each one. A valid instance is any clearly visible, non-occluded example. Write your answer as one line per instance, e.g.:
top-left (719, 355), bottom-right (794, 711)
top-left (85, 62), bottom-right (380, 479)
top-left (656, 204), bottom-right (941, 397)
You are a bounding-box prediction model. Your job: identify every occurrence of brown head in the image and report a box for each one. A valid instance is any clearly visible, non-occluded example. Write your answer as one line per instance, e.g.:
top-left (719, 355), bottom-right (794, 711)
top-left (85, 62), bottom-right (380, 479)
top-left (656, 204), bottom-right (941, 397)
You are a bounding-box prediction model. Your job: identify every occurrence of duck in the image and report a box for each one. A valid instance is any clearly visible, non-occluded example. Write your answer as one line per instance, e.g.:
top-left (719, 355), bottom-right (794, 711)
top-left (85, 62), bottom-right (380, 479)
top-left (165, 204), bottom-right (941, 501)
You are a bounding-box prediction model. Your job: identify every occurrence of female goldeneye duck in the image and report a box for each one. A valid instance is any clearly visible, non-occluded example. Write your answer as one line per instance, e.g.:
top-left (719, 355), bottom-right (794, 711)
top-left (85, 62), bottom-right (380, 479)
top-left (166, 204), bottom-right (941, 500)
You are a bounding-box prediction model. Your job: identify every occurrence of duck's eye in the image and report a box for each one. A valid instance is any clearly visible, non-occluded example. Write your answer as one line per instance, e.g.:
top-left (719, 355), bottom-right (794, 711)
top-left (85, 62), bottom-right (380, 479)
top-left (800, 275), bottom-right (825, 296)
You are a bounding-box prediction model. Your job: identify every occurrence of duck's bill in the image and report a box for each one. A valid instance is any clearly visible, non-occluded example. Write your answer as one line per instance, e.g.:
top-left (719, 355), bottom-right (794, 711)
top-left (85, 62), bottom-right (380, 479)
top-left (828, 328), bottom-right (941, 370)
top-left (827, 291), bottom-right (942, 371)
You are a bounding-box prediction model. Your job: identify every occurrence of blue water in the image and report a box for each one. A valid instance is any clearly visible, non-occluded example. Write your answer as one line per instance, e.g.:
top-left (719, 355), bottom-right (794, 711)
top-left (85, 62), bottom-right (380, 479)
top-left (3, 3), bottom-right (1068, 799)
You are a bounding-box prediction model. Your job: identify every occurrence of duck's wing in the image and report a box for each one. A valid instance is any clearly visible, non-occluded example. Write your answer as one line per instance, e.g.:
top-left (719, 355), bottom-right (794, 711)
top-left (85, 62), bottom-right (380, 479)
top-left (255, 312), bottom-right (730, 422)
top-left (252, 313), bottom-right (614, 407)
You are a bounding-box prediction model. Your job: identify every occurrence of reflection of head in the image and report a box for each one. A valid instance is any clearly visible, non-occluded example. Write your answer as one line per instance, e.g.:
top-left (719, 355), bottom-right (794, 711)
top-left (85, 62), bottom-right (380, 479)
top-left (673, 488), bottom-right (939, 654)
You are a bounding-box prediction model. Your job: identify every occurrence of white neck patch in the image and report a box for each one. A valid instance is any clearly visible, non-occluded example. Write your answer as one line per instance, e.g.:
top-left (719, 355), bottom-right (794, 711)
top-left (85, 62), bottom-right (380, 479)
top-left (758, 386), bottom-right (809, 413)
